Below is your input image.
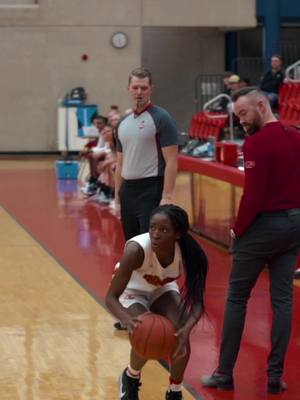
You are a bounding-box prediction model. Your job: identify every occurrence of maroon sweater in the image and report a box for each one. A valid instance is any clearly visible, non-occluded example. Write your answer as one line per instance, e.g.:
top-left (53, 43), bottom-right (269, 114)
top-left (234, 121), bottom-right (300, 236)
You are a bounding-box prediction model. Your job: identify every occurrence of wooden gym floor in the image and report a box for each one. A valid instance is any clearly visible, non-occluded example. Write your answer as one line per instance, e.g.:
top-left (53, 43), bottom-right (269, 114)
top-left (0, 157), bottom-right (300, 400)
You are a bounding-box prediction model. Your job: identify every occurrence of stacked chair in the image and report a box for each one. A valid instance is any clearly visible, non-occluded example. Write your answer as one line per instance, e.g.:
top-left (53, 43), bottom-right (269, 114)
top-left (181, 111), bottom-right (228, 157)
top-left (279, 82), bottom-right (300, 129)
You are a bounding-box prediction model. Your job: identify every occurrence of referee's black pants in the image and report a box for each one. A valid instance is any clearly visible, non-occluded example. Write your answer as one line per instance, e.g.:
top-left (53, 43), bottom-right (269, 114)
top-left (218, 209), bottom-right (300, 378)
top-left (119, 176), bottom-right (164, 241)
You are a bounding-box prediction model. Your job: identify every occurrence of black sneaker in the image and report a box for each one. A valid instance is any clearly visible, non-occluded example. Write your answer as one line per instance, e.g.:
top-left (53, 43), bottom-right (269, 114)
top-left (82, 182), bottom-right (98, 196)
top-left (165, 390), bottom-right (183, 399)
top-left (118, 369), bottom-right (141, 400)
top-left (89, 191), bottom-right (110, 204)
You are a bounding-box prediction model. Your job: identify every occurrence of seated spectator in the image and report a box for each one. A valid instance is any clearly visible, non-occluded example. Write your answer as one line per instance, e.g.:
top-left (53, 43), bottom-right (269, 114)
top-left (211, 71), bottom-right (234, 111)
top-left (219, 74), bottom-right (240, 114)
top-left (260, 54), bottom-right (284, 108)
top-left (108, 113), bottom-right (121, 165)
top-left (227, 74), bottom-right (241, 92)
top-left (80, 115), bottom-right (107, 156)
top-left (80, 115), bottom-right (109, 196)
top-left (92, 125), bottom-right (117, 204)
top-left (223, 71), bottom-right (235, 91)
top-left (107, 104), bottom-right (121, 122)
top-left (218, 74), bottom-right (241, 112)
top-left (109, 112), bottom-right (121, 130)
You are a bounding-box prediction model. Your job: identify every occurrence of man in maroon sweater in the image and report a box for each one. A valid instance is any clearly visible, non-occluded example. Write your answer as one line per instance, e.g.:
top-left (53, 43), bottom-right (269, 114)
top-left (201, 87), bottom-right (300, 394)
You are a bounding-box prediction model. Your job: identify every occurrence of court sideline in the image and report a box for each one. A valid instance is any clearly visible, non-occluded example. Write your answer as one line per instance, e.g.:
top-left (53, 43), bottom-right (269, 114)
top-left (0, 158), bottom-right (300, 400)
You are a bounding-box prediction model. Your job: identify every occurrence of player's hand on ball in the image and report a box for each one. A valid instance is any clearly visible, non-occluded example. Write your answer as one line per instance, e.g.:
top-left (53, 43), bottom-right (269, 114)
top-left (125, 317), bottom-right (142, 335)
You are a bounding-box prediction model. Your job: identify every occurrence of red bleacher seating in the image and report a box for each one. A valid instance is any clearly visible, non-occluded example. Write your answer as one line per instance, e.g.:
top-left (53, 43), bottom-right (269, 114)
top-left (279, 82), bottom-right (300, 128)
top-left (189, 111), bottom-right (228, 140)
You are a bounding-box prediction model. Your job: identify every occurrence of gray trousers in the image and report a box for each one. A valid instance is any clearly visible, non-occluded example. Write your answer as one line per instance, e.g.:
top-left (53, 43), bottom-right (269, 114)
top-left (218, 209), bottom-right (300, 377)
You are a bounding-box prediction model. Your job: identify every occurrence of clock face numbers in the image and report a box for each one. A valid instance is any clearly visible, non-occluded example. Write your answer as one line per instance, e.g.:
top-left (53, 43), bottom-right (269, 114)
top-left (111, 32), bottom-right (128, 49)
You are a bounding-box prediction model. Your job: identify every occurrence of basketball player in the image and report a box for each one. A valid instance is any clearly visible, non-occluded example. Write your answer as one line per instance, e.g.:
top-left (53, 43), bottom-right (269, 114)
top-left (105, 204), bottom-right (208, 400)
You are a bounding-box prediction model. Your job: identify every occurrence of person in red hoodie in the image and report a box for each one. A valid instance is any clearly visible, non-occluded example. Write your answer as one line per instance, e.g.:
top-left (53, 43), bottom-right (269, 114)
top-left (201, 87), bottom-right (300, 395)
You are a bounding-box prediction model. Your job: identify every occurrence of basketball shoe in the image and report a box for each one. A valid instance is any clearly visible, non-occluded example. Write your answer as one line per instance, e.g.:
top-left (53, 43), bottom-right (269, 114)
top-left (81, 181), bottom-right (98, 196)
top-left (119, 368), bottom-right (141, 400)
top-left (165, 390), bottom-right (183, 399)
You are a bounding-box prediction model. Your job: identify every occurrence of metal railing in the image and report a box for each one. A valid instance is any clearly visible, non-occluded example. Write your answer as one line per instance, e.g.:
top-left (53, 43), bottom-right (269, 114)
top-left (203, 94), bottom-right (234, 140)
top-left (279, 41), bottom-right (300, 67)
top-left (194, 74), bottom-right (224, 113)
top-left (285, 59), bottom-right (300, 82)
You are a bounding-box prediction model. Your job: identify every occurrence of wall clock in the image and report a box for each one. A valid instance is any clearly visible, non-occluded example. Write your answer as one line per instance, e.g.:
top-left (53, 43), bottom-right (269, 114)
top-left (111, 32), bottom-right (128, 49)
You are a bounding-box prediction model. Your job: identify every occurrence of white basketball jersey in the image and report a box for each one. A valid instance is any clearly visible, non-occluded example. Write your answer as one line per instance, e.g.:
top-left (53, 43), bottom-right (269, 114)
top-left (125, 233), bottom-right (183, 292)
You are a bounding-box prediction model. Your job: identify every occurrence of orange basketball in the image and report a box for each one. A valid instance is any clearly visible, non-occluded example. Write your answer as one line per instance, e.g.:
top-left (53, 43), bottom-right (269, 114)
top-left (130, 312), bottom-right (176, 360)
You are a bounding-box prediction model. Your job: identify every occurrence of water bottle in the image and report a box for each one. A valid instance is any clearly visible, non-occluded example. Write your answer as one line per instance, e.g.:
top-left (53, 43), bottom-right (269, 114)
top-left (207, 136), bottom-right (216, 159)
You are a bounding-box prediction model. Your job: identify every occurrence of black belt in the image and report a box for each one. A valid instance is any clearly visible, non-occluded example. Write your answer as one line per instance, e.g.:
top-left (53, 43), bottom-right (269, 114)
top-left (259, 208), bottom-right (300, 217)
top-left (123, 176), bottom-right (163, 185)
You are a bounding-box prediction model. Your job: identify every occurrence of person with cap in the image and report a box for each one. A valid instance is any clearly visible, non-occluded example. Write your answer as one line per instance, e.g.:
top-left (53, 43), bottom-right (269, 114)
top-left (227, 74), bottom-right (241, 92)
top-left (212, 74), bottom-right (241, 112)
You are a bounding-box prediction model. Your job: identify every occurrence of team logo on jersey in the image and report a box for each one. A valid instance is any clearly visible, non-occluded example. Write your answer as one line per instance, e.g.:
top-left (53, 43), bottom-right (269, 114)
top-left (139, 121), bottom-right (145, 129)
top-left (143, 273), bottom-right (178, 286)
top-left (245, 161), bottom-right (255, 168)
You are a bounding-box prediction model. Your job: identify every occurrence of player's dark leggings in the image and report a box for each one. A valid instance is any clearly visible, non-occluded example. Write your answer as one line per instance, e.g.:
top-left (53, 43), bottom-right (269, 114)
top-left (119, 176), bottom-right (164, 241)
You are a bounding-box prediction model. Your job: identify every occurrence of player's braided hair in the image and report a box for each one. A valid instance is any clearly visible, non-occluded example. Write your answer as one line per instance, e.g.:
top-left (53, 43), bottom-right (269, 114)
top-left (150, 204), bottom-right (208, 316)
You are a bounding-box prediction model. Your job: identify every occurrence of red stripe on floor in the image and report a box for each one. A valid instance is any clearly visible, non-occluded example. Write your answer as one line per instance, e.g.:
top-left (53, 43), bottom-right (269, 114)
top-left (1, 168), bottom-right (300, 400)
